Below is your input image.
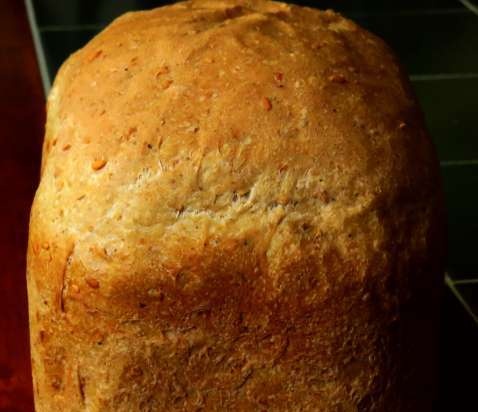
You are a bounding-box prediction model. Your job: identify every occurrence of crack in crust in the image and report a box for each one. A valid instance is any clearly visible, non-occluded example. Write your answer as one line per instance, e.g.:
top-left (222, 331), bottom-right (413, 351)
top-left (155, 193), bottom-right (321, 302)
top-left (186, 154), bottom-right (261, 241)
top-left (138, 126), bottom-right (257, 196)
top-left (59, 242), bottom-right (75, 313)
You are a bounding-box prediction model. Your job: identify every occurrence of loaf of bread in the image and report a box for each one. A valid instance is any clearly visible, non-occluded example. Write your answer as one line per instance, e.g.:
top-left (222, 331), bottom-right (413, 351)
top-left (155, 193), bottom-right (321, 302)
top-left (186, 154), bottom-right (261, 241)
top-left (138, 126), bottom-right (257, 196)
top-left (27, 1), bottom-right (445, 410)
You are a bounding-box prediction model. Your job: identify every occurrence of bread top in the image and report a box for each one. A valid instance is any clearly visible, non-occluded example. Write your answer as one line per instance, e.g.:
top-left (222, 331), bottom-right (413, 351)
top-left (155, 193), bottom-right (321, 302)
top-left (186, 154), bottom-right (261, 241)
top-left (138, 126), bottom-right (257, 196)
top-left (31, 0), bottom-right (441, 315)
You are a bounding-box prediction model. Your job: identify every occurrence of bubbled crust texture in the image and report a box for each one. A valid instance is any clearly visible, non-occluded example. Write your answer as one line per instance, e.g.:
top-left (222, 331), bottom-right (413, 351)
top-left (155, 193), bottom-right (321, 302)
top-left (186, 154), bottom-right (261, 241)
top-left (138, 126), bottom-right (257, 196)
top-left (27, 1), bottom-right (444, 411)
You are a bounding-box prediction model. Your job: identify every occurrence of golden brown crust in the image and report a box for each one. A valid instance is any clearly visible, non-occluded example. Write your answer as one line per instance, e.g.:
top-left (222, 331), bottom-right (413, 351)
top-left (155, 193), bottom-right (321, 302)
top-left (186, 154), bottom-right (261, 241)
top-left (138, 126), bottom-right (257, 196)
top-left (27, 1), bottom-right (444, 410)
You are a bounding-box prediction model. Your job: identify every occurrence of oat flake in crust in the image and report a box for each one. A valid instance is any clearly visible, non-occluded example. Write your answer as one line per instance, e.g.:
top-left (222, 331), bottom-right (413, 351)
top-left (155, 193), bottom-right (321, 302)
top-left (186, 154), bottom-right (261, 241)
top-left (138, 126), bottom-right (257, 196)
top-left (27, 1), bottom-right (445, 411)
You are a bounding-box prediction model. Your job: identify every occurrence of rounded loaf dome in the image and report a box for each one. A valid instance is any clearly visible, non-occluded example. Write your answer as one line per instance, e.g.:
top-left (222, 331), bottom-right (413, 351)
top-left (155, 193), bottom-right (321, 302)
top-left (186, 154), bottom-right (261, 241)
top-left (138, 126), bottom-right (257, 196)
top-left (27, 1), bottom-right (444, 411)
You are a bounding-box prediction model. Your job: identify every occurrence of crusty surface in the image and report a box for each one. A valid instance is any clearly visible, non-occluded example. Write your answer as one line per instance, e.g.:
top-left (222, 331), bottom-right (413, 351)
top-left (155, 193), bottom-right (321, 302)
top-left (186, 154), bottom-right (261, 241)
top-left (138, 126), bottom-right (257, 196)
top-left (27, 1), bottom-right (445, 411)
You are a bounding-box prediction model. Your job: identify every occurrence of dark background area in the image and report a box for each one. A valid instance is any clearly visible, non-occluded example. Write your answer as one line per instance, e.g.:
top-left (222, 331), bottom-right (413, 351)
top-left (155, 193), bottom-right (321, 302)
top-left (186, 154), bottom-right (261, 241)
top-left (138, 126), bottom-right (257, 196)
top-left (0, 2), bottom-right (44, 411)
top-left (0, 0), bottom-right (477, 411)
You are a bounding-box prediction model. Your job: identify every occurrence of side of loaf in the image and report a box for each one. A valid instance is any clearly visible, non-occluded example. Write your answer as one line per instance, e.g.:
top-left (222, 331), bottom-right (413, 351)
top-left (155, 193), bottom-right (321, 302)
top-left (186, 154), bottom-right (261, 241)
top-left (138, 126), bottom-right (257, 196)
top-left (27, 1), bottom-right (444, 411)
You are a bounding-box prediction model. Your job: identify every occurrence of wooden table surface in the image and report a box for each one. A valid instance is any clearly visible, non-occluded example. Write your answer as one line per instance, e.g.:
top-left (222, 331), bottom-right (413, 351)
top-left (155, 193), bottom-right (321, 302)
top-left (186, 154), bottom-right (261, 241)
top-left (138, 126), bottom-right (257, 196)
top-left (0, 1), bottom-right (44, 410)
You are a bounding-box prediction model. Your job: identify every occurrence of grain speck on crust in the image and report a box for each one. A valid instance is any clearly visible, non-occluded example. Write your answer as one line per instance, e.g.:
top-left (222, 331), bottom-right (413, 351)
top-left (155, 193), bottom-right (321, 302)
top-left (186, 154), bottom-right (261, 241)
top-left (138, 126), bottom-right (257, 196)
top-left (262, 97), bottom-right (272, 111)
top-left (328, 73), bottom-right (347, 84)
top-left (91, 159), bottom-right (107, 171)
top-left (85, 277), bottom-right (100, 289)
